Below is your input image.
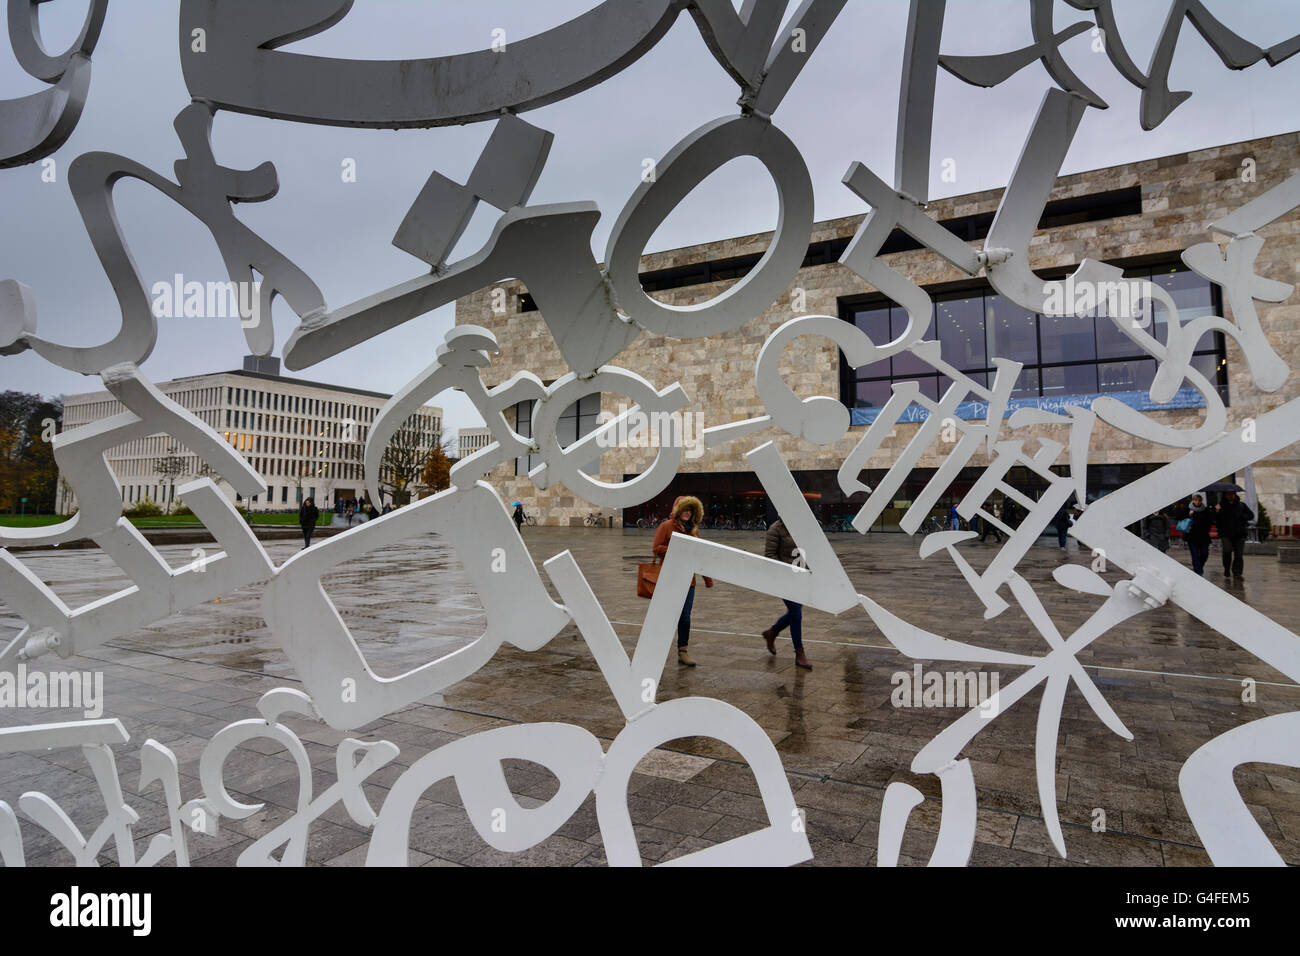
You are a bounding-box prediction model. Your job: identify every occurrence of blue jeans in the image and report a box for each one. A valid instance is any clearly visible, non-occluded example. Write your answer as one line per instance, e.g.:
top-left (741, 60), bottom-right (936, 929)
top-left (1056, 524), bottom-right (1068, 547)
top-left (772, 600), bottom-right (803, 651)
top-left (1189, 540), bottom-right (1209, 575)
top-left (677, 585), bottom-right (695, 647)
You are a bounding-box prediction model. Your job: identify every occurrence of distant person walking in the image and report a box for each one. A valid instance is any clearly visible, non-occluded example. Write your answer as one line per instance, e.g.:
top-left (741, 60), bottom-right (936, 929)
top-left (513, 503), bottom-right (525, 532)
top-left (1142, 508), bottom-right (1171, 553)
top-left (652, 496), bottom-right (712, 667)
top-left (1186, 494), bottom-right (1213, 576)
top-left (978, 506), bottom-right (1003, 544)
top-left (1052, 501), bottom-right (1072, 550)
top-left (760, 518), bottom-right (811, 670)
top-left (1215, 490), bottom-right (1253, 581)
top-left (949, 504), bottom-right (960, 531)
top-left (298, 497), bottom-right (319, 549)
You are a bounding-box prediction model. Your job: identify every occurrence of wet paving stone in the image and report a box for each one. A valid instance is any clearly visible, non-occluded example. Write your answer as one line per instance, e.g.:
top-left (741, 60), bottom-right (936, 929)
top-left (1, 528), bottom-right (1297, 866)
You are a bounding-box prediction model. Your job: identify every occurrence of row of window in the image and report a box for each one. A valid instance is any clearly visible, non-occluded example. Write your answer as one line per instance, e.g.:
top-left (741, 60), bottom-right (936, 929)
top-left (841, 265), bottom-right (1228, 408)
top-left (513, 395), bottom-right (602, 476)
top-left (225, 385), bottom-right (379, 423)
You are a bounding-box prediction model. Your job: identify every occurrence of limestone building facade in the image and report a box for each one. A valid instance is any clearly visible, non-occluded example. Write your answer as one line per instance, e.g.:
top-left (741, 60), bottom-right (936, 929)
top-left (456, 130), bottom-right (1300, 531)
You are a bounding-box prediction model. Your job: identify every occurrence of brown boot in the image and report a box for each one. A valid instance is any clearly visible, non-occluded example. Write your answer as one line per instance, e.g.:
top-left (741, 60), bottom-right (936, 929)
top-left (762, 628), bottom-right (777, 655)
top-left (678, 647), bottom-right (696, 667)
top-left (794, 648), bottom-right (811, 670)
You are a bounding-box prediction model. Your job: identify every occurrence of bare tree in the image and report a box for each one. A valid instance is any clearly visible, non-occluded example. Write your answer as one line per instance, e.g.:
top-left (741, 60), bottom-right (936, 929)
top-left (378, 413), bottom-right (439, 507)
top-left (154, 443), bottom-right (186, 515)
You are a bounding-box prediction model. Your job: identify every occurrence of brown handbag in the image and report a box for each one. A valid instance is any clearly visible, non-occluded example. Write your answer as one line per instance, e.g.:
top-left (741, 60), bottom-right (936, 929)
top-left (637, 555), bottom-right (661, 598)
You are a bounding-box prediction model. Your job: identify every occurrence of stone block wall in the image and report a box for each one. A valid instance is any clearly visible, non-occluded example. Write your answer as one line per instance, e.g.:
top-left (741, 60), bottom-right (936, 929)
top-left (457, 130), bottom-right (1300, 530)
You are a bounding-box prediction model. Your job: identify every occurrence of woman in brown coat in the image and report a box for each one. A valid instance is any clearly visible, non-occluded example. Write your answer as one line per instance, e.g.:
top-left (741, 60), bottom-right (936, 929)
top-left (652, 495), bottom-right (712, 666)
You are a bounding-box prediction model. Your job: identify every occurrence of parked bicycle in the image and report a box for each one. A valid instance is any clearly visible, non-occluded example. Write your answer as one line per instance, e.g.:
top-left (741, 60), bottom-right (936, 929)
top-left (584, 511), bottom-right (604, 527)
top-left (921, 514), bottom-right (947, 534)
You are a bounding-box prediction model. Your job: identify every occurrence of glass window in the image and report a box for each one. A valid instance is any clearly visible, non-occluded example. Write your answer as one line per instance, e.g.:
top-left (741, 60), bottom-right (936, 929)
top-left (985, 294), bottom-right (1037, 366)
top-left (1097, 359), bottom-right (1156, 393)
top-left (1041, 363), bottom-right (1098, 396)
top-left (1011, 367), bottom-right (1040, 398)
top-left (850, 307), bottom-right (891, 379)
top-left (936, 296), bottom-right (985, 371)
top-left (854, 378), bottom-right (893, 409)
top-left (940, 370), bottom-right (988, 393)
top-left (1152, 266), bottom-right (1215, 325)
top-left (557, 393), bottom-right (601, 475)
top-left (514, 401), bottom-right (539, 476)
top-left (1038, 312), bottom-right (1097, 364)
top-left (890, 307), bottom-right (938, 377)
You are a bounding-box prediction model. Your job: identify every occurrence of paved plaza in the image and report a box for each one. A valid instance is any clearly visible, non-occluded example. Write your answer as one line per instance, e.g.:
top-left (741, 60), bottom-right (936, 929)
top-left (1, 526), bottom-right (1298, 866)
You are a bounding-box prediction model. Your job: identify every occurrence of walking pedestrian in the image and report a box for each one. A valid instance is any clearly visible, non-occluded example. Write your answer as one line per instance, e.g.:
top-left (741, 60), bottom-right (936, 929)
top-left (1142, 508), bottom-right (1171, 553)
top-left (1214, 490), bottom-right (1253, 581)
top-left (298, 497), bottom-right (319, 549)
top-left (513, 503), bottom-right (525, 532)
top-left (949, 504), bottom-right (960, 531)
top-left (978, 503), bottom-right (1003, 543)
top-left (1186, 494), bottom-right (1213, 575)
top-left (760, 517), bottom-right (811, 669)
top-left (652, 496), bottom-right (712, 667)
top-left (1052, 500), bottom-right (1072, 550)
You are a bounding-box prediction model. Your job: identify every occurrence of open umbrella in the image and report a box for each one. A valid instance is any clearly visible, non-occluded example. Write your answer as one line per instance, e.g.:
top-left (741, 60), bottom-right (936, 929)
top-left (1200, 481), bottom-right (1243, 492)
top-left (510, 501), bottom-right (522, 507)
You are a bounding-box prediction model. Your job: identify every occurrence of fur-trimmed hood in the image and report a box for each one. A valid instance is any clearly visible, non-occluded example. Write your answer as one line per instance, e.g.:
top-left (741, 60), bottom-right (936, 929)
top-left (671, 495), bottom-right (703, 522)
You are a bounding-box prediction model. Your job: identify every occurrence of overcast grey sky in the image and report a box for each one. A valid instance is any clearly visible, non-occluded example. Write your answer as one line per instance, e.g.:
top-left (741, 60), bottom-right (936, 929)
top-left (3, 1), bottom-right (1298, 439)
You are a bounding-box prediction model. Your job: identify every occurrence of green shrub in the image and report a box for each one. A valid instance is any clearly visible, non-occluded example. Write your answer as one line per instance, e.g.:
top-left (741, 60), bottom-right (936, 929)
top-left (123, 497), bottom-right (162, 517)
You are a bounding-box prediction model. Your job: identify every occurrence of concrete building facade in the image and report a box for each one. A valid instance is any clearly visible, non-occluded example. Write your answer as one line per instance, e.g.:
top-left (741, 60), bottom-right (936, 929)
top-left (59, 358), bottom-right (441, 514)
top-left (456, 426), bottom-right (492, 458)
top-left (457, 130), bottom-right (1300, 531)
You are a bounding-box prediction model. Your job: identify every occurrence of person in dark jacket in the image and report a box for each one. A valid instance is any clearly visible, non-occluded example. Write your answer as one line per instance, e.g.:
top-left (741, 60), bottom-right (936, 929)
top-left (1185, 494), bottom-right (1213, 575)
top-left (298, 497), bottom-right (319, 549)
top-left (1052, 501), bottom-right (1072, 550)
top-left (1214, 490), bottom-right (1254, 579)
top-left (1142, 509), bottom-right (1171, 553)
top-left (978, 502), bottom-right (1003, 543)
top-left (760, 518), bottom-right (811, 670)
top-left (513, 503), bottom-right (525, 531)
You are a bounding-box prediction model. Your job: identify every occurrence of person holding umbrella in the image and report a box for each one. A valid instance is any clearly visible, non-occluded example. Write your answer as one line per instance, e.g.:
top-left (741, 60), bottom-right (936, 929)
top-left (1215, 488), bottom-right (1254, 581)
top-left (512, 501), bottom-right (525, 531)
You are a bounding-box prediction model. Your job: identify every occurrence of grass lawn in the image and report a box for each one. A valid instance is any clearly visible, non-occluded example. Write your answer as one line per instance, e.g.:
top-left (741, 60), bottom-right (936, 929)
top-left (0, 512), bottom-right (331, 529)
top-left (0, 514), bottom-right (65, 527)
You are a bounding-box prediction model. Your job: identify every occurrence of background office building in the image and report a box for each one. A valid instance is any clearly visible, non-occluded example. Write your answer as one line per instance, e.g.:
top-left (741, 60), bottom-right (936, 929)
top-left (59, 356), bottom-right (441, 514)
top-left (455, 427), bottom-right (492, 458)
top-left (455, 130), bottom-right (1300, 530)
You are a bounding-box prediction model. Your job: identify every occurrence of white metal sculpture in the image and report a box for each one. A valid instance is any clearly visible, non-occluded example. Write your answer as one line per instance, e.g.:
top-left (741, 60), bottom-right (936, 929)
top-left (1, 0), bottom-right (1298, 867)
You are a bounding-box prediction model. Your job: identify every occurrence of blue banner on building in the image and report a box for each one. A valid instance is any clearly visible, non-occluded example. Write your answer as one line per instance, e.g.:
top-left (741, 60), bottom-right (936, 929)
top-left (848, 387), bottom-right (1207, 427)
